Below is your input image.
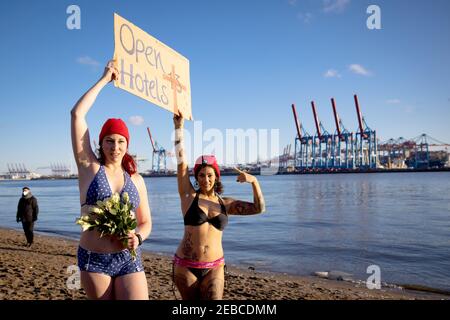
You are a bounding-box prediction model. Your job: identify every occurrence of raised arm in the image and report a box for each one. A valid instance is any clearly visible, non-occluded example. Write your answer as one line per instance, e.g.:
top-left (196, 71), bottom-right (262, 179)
top-left (173, 112), bottom-right (195, 197)
top-left (70, 60), bottom-right (119, 169)
top-left (224, 168), bottom-right (266, 215)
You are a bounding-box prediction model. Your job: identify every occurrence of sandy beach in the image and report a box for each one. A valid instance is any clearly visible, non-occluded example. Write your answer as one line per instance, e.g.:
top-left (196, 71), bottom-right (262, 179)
top-left (0, 227), bottom-right (447, 300)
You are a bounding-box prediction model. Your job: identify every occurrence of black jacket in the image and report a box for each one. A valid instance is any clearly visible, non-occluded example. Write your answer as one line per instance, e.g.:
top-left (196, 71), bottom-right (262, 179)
top-left (17, 196), bottom-right (39, 222)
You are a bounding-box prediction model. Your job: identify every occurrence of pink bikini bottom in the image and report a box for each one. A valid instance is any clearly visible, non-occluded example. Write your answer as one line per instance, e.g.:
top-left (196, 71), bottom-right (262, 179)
top-left (173, 254), bottom-right (225, 269)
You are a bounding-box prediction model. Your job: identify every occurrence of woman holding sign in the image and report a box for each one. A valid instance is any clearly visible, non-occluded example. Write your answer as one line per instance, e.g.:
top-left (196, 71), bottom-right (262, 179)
top-left (71, 61), bottom-right (152, 300)
top-left (172, 113), bottom-right (266, 300)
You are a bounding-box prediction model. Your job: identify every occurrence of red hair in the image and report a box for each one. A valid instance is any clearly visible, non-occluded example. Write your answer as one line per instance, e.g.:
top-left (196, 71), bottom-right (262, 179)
top-left (121, 153), bottom-right (137, 175)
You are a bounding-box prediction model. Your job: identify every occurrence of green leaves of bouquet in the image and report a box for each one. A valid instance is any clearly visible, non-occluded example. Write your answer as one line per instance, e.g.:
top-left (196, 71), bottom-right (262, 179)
top-left (76, 192), bottom-right (138, 259)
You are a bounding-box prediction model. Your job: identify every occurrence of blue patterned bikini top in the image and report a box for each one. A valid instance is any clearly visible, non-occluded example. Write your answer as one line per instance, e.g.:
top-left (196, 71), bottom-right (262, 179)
top-left (82, 165), bottom-right (140, 209)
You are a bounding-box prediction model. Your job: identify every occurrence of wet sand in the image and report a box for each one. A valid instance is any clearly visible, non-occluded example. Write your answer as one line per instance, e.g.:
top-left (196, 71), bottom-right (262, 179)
top-left (0, 227), bottom-right (447, 300)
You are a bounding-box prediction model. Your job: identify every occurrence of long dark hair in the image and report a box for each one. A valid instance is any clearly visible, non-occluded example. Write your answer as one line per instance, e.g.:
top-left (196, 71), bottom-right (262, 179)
top-left (97, 147), bottom-right (137, 175)
top-left (194, 164), bottom-right (223, 194)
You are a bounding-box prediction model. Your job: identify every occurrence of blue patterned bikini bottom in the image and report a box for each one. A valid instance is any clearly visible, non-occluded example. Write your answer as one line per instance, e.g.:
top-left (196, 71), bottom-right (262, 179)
top-left (77, 246), bottom-right (144, 277)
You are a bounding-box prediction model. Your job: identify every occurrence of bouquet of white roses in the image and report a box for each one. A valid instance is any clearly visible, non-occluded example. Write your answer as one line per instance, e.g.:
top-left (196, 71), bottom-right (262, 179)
top-left (76, 192), bottom-right (138, 259)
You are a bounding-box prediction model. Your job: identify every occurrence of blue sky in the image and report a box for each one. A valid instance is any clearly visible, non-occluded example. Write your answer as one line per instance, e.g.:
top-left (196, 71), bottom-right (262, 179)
top-left (0, 0), bottom-right (449, 174)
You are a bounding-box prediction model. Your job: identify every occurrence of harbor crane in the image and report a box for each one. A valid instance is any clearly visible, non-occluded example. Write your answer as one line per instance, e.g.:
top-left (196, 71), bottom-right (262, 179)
top-left (311, 101), bottom-right (333, 168)
top-left (331, 98), bottom-right (354, 169)
top-left (147, 127), bottom-right (168, 173)
top-left (354, 94), bottom-right (377, 168)
top-left (292, 104), bottom-right (313, 168)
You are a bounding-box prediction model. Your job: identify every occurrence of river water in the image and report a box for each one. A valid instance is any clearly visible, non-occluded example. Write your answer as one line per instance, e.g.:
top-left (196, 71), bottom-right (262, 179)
top-left (1, 172), bottom-right (449, 291)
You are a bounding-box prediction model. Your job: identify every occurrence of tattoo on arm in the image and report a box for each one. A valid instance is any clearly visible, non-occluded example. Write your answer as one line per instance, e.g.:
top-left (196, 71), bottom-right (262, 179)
top-left (174, 128), bottom-right (186, 165)
top-left (226, 179), bottom-right (265, 215)
top-left (227, 186), bottom-right (266, 216)
top-left (229, 200), bottom-right (257, 215)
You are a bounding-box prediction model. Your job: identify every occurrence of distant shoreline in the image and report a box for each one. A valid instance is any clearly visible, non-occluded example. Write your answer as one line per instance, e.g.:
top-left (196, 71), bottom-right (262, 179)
top-left (0, 166), bottom-right (448, 181)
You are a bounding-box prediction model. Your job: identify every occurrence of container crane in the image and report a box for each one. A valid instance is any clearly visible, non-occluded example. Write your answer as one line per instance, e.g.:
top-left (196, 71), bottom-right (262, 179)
top-left (331, 98), bottom-right (354, 169)
top-left (353, 94), bottom-right (377, 168)
top-left (291, 104), bottom-right (313, 169)
top-left (147, 127), bottom-right (167, 173)
top-left (311, 101), bottom-right (333, 168)
top-left (412, 134), bottom-right (450, 168)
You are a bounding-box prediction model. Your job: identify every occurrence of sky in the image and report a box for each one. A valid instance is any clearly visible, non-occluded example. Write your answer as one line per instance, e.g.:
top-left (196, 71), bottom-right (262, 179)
top-left (0, 0), bottom-right (449, 174)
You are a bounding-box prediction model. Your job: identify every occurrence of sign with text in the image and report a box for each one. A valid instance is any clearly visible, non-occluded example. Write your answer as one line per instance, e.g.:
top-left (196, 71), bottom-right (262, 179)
top-left (113, 13), bottom-right (192, 120)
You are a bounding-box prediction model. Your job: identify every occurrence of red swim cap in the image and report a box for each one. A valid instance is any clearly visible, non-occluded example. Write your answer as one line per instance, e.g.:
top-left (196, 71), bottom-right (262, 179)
top-left (98, 118), bottom-right (136, 175)
top-left (99, 118), bottom-right (130, 145)
top-left (194, 155), bottom-right (220, 179)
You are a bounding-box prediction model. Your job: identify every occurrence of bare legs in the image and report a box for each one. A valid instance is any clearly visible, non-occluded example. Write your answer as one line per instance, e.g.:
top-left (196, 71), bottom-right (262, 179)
top-left (80, 271), bottom-right (148, 300)
top-left (174, 264), bottom-right (225, 300)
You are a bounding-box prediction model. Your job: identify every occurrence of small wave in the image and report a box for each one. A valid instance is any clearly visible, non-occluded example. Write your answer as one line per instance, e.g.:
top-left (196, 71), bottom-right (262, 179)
top-left (398, 283), bottom-right (450, 296)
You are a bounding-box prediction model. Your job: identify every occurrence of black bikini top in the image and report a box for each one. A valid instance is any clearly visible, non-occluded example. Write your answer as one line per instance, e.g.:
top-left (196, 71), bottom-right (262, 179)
top-left (183, 191), bottom-right (228, 231)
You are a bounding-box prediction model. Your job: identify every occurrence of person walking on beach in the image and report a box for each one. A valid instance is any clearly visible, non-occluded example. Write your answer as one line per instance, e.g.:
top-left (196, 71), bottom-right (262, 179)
top-left (172, 113), bottom-right (266, 300)
top-left (70, 60), bottom-right (152, 300)
top-left (16, 186), bottom-right (39, 247)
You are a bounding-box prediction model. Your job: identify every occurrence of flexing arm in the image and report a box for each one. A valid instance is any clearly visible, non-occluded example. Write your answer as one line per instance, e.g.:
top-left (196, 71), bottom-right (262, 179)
top-left (70, 61), bottom-right (119, 169)
top-left (173, 112), bottom-right (194, 197)
top-left (225, 168), bottom-right (266, 215)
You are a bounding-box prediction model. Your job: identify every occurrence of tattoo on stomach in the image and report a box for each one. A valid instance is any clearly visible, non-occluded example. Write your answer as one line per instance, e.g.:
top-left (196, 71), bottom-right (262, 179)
top-left (182, 232), bottom-right (198, 260)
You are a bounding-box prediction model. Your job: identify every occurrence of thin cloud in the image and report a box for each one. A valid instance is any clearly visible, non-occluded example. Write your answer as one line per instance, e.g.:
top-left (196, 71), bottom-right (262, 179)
top-left (348, 64), bottom-right (371, 76)
top-left (297, 12), bottom-right (313, 23)
top-left (323, 0), bottom-right (351, 14)
top-left (386, 99), bottom-right (401, 104)
top-left (129, 116), bottom-right (145, 126)
top-left (288, 0), bottom-right (297, 6)
top-left (76, 56), bottom-right (101, 69)
top-left (402, 106), bottom-right (415, 114)
top-left (324, 69), bottom-right (341, 78)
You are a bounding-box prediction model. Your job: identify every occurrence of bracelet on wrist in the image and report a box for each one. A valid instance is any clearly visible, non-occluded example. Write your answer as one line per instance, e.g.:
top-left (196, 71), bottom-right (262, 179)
top-left (135, 233), bottom-right (143, 246)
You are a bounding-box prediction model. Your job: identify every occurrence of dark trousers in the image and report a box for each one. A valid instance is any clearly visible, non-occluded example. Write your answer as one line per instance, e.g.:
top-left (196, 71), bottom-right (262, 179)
top-left (22, 221), bottom-right (34, 244)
